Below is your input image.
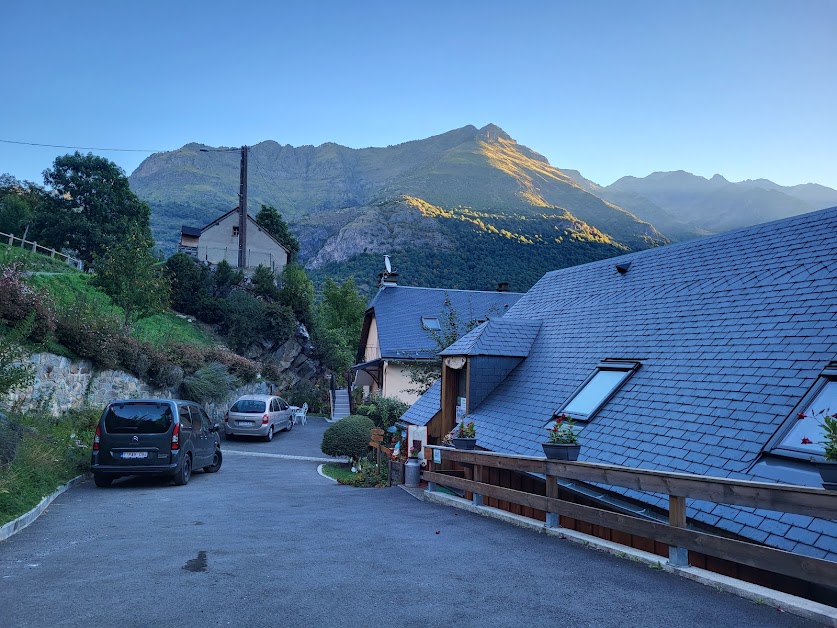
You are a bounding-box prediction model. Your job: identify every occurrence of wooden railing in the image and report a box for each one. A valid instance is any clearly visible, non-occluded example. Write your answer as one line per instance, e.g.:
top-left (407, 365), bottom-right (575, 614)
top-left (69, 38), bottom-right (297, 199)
top-left (1, 231), bottom-right (84, 269)
top-left (423, 446), bottom-right (837, 589)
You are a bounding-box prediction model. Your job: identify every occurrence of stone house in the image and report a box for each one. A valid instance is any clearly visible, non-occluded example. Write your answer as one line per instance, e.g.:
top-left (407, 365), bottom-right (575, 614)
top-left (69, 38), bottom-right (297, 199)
top-left (178, 207), bottom-right (291, 271)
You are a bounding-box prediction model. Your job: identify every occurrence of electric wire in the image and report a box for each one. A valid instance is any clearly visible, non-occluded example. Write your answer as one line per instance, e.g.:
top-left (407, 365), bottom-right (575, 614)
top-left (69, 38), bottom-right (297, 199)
top-left (0, 138), bottom-right (164, 152)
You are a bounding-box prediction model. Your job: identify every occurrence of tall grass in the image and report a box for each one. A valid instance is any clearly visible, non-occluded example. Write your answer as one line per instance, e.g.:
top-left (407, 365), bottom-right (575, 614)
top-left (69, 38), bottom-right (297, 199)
top-left (0, 409), bottom-right (99, 525)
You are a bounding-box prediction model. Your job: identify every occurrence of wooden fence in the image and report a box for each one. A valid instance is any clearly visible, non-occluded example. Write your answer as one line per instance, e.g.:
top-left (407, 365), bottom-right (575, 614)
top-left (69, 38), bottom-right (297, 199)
top-left (1, 231), bottom-right (84, 269)
top-left (423, 446), bottom-right (837, 589)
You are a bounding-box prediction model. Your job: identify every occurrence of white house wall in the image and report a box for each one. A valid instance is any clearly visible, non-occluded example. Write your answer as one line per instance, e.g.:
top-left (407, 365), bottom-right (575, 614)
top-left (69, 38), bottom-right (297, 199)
top-left (383, 362), bottom-right (421, 405)
top-left (197, 213), bottom-right (289, 270)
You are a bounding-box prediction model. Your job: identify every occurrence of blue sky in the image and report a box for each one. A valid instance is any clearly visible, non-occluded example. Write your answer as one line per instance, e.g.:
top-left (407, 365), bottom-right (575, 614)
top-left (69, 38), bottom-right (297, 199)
top-left (2, 0), bottom-right (835, 188)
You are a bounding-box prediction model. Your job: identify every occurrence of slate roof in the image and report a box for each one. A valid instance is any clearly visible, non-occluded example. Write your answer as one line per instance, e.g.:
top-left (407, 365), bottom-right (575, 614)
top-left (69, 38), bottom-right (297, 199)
top-left (441, 318), bottom-right (542, 357)
top-left (400, 380), bottom-right (441, 427)
top-left (444, 207), bottom-right (837, 561)
top-left (364, 286), bottom-right (524, 360)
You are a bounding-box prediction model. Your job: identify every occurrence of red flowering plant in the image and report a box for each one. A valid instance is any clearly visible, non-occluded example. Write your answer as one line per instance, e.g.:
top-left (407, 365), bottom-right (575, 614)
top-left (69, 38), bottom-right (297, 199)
top-left (546, 413), bottom-right (579, 445)
top-left (456, 421), bottom-right (476, 438)
top-left (799, 409), bottom-right (837, 461)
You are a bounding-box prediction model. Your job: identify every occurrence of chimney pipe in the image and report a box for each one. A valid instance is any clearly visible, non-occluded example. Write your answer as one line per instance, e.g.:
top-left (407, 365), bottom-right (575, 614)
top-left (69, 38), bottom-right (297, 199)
top-left (497, 281), bottom-right (510, 292)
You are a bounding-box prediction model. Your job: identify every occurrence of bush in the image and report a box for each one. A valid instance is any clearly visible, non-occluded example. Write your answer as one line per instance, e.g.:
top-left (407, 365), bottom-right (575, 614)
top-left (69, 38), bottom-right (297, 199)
top-left (164, 342), bottom-right (209, 374)
top-left (53, 294), bottom-right (123, 369)
top-left (0, 263), bottom-right (57, 341)
top-left (180, 361), bottom-right (237, 403)
top-left (337, 457), bottom-right (388, 488)
top-left (321, 415), bottom-right (374, 461)
top-left (205, 347), bottom-right (260, 382)
top-left (220, 291), bottom-right (266, 352)
top-left (284, 379), bottom-right (330, 415)
top-left (354, 394), bottom-right (409, 431)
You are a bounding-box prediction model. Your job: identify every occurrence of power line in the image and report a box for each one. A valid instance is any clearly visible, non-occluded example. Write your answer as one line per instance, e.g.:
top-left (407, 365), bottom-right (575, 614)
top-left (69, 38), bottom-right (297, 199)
top-left (0, 138), bottom-right (163, 152)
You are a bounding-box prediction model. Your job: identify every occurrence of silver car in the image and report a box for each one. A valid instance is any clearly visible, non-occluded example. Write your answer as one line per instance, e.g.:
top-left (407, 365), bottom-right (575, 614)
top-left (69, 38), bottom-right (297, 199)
top-left (224, 394), bottom-right (293, 442)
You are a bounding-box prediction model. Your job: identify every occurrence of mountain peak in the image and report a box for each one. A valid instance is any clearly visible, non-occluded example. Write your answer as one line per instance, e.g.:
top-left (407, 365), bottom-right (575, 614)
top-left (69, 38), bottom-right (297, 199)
top-left (477, 123), bottom-right (512, 142)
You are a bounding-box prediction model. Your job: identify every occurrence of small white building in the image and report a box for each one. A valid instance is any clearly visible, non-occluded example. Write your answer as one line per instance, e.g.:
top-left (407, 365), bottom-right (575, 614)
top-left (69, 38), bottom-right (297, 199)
top-left (178, 207), bottom-right (291, 271)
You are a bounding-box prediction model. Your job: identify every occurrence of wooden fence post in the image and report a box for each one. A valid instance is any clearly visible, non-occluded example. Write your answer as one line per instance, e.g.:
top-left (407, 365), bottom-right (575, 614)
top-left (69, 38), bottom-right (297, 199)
top-left (545, 473), bottom-right (560, 528)
top-left (668, 495), bottom-right (689, 567)
top-left (472, 464), bottom-right (483, 506)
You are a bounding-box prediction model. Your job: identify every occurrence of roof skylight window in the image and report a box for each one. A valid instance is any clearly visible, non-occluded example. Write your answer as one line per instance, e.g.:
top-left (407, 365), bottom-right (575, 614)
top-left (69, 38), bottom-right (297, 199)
top-left (421, 317), bottom-right (441, 331)
top-left (557, 361), bottom-right (639, 421)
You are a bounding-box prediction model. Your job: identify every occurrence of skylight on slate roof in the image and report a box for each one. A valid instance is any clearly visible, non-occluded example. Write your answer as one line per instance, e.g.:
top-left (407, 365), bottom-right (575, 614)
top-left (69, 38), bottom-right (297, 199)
top-left (559, 362), bottom-right (638, 420)
top-left (421, 316), bottom-right (441, 330)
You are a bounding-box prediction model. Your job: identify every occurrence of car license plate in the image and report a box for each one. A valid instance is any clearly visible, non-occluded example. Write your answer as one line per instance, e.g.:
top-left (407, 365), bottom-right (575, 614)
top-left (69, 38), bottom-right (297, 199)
top-left (121, 451), bottom-right (148, 459)
top-left (236, 421), bottom-right (255, 426)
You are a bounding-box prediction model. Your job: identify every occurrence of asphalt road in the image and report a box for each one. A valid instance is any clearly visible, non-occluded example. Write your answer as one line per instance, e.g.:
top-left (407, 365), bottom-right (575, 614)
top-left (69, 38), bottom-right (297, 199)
top-left (0, 416), bottom-right (815, 628)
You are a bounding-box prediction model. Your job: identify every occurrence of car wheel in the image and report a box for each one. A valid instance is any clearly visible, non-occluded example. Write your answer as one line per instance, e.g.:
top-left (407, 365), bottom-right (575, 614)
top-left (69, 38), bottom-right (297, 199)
top-left (225, 432), bottom-right (235, 441)
top-left (264, 425), bottom-right (274, 442)
top-left (93, 473), bottom-right (113, 488)
top-left (287, 418), bottom-right (294, 432)
top-left (203, 450), bottom-right (223, 473)
top-left (173, 454), bottom-right (192, 486)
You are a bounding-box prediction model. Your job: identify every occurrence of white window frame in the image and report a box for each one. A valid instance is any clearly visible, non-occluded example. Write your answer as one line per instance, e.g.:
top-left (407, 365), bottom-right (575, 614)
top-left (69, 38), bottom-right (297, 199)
top-left (767, 366), bottom-right (837, 462)
top-left (421, 316), bottom-right (441, 331)
top-left (555, 360), bottom-right (640, 421)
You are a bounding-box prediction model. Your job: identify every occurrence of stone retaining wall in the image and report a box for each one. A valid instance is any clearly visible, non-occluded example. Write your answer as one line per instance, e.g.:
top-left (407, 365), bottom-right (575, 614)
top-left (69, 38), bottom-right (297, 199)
top-left (3, 352), bottom-right (270, 421)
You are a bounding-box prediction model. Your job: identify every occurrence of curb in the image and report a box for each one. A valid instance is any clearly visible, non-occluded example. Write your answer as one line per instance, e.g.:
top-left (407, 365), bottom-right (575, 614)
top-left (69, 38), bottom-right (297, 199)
top-left (423, 490), bottom-right (837, 627)
top-left (0, 474), bottom-right (89, 542)
top-left (317, 464), bottom-right (338, 483)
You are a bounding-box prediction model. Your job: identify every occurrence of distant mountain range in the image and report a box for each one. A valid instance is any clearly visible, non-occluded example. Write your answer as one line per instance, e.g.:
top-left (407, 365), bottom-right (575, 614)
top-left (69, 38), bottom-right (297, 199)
top-left (129, 125), bottom-right (837, 294)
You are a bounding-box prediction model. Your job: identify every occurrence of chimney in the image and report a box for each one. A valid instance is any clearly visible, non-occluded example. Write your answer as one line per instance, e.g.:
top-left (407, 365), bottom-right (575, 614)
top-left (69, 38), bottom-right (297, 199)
top-left (378, 256), bottom-right (399, 287)
top-left (496, 281), bottom-right (510, 292)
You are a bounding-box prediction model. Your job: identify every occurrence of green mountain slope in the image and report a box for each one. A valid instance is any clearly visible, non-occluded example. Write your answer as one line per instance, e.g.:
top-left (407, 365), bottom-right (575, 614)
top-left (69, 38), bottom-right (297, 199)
top-left (130, 124), bottom-right (668, 292)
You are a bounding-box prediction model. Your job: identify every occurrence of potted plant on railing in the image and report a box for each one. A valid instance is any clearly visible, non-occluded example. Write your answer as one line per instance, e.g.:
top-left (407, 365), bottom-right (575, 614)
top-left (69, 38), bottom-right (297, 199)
top-left (451, 421), bottom-right (477, 450)
top-left (802, 409), bottom-right (837, 490)
top-left (543, 413), bottom-right (581, 461)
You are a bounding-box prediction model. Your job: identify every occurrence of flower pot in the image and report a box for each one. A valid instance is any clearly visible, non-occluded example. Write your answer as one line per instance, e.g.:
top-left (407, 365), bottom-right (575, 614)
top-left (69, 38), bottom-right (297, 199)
top-left (542, 443), bottom-right (581, 461)
top-left (815, 460), bottom-right (837, 491)
top-left (404, 457), bottom-right (421, 487)
top-left (452, 437), bottom-right (477, 450)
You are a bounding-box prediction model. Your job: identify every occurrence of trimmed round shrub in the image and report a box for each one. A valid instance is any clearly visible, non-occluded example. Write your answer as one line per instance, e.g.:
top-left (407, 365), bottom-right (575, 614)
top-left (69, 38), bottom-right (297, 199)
top-left (320, 415), bottom-right (375, 460)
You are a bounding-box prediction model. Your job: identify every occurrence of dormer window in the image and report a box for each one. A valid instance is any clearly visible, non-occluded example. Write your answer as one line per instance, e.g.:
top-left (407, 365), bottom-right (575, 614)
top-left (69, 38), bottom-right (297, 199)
top-left (555, 361), bottom-right (639, 421)
top-left (421, 317), bottom-right (441, 331)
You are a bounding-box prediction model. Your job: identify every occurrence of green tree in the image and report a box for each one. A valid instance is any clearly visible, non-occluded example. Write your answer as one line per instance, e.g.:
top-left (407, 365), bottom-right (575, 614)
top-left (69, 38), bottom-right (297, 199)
top-left (213, 260), bottom-right (244, 298)
top-left (0, 175), bottom-right (45, 236)
top-left (312, 276), bottom-right (366, 374)
top-left (36, 153), bottom-right (152, 265)
top-left (278, 263), bottom-right (314, 325)
top-left (256, 204), bottom-right (300, 261)
top-left (406, 294), bottom-right (485, 395)
top-left (92, 229), bottom-right (170, 330)
top-left (251, 264), bottom-right (279, 300)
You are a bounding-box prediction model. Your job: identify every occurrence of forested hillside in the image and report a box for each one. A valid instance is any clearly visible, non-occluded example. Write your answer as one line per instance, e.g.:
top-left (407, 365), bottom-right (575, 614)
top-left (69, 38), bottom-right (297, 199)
top-left (130, 124), bottom-right (668, 293)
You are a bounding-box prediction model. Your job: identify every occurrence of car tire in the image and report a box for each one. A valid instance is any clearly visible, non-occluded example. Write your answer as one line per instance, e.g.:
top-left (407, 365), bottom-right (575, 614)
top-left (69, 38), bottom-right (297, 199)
top-left (225, 432), bottom-right (235, 441)
top-left (203, 450), bottom-right (223, 473)
top-left (287, 418), bottom-right (294, 432)
top-left (173, 454), bottom-right (192, 486)
top-left (264, 425), bottom-right (274, 442)
top-left (93, 473), bottom-right (113, 488)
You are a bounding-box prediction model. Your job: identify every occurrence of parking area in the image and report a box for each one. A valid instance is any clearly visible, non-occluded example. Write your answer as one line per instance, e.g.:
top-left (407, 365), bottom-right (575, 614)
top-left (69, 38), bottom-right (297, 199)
top-left (0, 416), bottom-right (815, 627)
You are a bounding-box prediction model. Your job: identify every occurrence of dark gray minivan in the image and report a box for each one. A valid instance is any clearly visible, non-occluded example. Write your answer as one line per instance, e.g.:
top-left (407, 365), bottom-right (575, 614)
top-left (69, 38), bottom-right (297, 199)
top-left (91, 399), bottom-right (222, 487)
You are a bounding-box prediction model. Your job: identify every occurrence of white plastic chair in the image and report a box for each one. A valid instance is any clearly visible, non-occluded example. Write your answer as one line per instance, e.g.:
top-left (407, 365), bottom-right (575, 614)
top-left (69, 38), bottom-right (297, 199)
top-left (294, 402), bottom-right (308, 426)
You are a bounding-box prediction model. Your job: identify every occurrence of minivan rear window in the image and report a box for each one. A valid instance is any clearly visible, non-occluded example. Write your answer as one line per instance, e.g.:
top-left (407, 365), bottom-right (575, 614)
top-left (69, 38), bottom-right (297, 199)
top-left (230, 400), bottom-right (266, 413)
top-left (104, 403), bottom-right (173, 434)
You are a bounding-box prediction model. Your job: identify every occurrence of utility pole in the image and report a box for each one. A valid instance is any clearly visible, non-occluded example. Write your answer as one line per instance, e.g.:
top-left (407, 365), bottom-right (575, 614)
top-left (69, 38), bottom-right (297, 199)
top-left (238, 145), bottom-right (249, 269)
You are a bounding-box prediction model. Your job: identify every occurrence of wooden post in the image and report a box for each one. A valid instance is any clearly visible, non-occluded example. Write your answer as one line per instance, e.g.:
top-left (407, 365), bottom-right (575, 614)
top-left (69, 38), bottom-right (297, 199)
top-left (668, 495), bottom-right (689, 567)
top-left (546, 472), bottom-right (560, 528)
top-left (426, 447), bottom-right (436, 493)
top-left (473, 464), bottom-right (483, 506)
